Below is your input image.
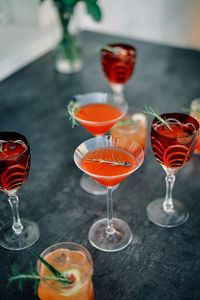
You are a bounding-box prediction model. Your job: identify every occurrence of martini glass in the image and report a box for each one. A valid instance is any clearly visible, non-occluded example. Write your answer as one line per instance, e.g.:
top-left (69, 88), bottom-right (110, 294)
top-left (147, 113), bottom-right (199, 228)
top-left (0, 132), bottom-right (40, 250)
top-left (74, 135), bottom-right (144, 252)
top-left (101, 43), bottom-right (136, 101)
top-left (68, 92), bottom-right (128, 195)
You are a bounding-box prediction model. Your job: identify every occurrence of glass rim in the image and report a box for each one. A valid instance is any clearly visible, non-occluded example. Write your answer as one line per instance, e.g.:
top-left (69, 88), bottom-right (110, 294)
top-left (74, 111), bottom-right (127, 126)
top-left (74, 135), bottom-right (144, 180)
top-left (68, 95), bottom-right (128, 126)
top-left (0, 131), bottom-right (29, 161)
top-left (151, 112), bottom-right (199, 139)
top-left (101, 43), bottom-right (136, 54)
top-left (37, 241), bottom-right (93, 291)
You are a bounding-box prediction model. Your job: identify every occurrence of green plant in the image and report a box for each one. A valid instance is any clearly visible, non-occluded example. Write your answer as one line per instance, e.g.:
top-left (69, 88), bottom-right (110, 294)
top-left (40, 0), bottom-right (102, 22)
top-left (40, 0), bottom-right (102, 72)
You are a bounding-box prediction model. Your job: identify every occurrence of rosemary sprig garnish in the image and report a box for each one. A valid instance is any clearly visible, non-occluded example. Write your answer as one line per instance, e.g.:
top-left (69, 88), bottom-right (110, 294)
top-left (27, 248), bottom-right (64, 279)
top-left (85, 153), bottom-right (130, 167)
top-left (67, 100), bottom-right (80, 128)
top-left (8, 248), bottom-right (72, 292)
top-left (143, 105), bottom-right (171, 130)
top-left (0, 144), bottom-right (3, 152)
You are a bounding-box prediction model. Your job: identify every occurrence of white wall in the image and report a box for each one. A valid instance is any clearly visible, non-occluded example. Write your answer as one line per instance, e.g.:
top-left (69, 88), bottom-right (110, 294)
top-left (0, 0), bottom-right (61, 81)
top-left (79, 0), bottom-right (200, 48)
top-left (0, 0), bottom-right (200, 81)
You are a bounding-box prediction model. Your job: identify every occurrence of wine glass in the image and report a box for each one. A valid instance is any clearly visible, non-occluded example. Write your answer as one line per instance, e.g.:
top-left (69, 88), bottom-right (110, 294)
top-left (100, 43), bottom-right (136, 100)
top-left (74, 135), bottom-right (144, 252)
top-left (68, 92), bottom-right (128, 195)
top-left (0, 132), bottom-right (40, 250)
top-left (147, 113), bottom-right (199, 227)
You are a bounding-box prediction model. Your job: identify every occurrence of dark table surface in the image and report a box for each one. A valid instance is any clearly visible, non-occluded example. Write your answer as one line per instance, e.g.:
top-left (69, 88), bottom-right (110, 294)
top-left (0, 31), bottom-right (200, 300)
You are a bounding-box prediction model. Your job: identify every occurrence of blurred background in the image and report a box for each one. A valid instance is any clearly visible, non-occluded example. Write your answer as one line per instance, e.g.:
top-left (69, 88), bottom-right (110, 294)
top-left (0, 0), bottom-right (200, 81)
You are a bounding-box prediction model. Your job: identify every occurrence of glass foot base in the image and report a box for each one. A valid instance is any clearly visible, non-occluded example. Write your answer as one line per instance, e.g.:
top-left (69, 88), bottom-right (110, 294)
top-left (80, 174), bottom-right (119, 195)
top-left (0, 219), bottom-right (40, 250)
top-left (88, 218), bottom-right (132, 252)
top-left (146, 198), bottom-right (189, 228)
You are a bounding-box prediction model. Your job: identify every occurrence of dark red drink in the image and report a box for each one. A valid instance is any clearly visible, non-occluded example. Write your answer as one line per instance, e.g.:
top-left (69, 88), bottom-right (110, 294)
top-left (151, 113), bottom-right (199, 170)
top-left (0, 132), bottom-right (30, 194)
top-left (101, 43), bottom-right (136, 84)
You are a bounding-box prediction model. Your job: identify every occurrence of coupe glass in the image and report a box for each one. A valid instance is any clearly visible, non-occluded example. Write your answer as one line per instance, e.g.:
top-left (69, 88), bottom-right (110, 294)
top-left (74, 135), bottom-right (144, 252)
top-left (147, 113), bottom-right (199, 227)
top-left (0, 132), bottom-right (39, 250)
top-left (68, 92), bottom-right (128, 195)
top-left (101, 43), bottom-right (136, 100)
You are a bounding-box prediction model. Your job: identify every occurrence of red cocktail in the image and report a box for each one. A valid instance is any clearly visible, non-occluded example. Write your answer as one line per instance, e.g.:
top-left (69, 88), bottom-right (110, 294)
top-left (101, 44), bottom-right (136, 98)
top-left (147, 113), bottom-right (199, 227)
top-left (0, 132), bottom-right (39, 250)
top-left (0, 139), bottom-right (30, 193)
top-left (82, 148), bottom-right (137, 187)
top-left (75, 103), bottom-right (122, 135)
top-left (74, 135), bottom-right (144, 252)
top-left (68, 92), bottom-right (128, 195)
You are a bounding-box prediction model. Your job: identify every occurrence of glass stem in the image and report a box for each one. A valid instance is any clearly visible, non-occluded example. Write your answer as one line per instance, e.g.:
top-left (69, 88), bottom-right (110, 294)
top-left (106, 187), bottom-right (115, 234)
top-left (163, 173), bottom-right (175, 212)
top-left (111, 83), bottom-right (124, 103)
top-left (8, 194), bottom-right (23, 234)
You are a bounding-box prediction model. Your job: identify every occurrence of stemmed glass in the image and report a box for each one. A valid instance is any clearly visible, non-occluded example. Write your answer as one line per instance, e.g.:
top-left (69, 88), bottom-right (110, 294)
top-left (74, 135), bottom-right (144, 252)
top-left (68, 92), bottom-right (128, 195)
top-left (100, 43), bottom-right (136, 100)
top-left (147, 113), bottom-right (199, 227)
top-left (0, 132), bottom-right (40, 250)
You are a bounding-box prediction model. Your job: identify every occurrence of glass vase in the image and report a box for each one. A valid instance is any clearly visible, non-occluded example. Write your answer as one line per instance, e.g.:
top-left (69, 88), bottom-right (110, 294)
top-left (54, 7), bottom-right (83, 74)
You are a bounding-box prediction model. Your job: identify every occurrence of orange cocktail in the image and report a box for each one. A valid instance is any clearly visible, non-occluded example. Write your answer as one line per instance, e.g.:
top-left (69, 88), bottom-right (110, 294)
top-left (81, 147), bottom-right (137, 187)
top-left (37, 242), bottom-right (94, 300)
top-left (110, 111), bottom-right (147, 153)
top-left (68, 92), bottom-right (128, 195)
top-left (190, 98), bottom-right (200, 154)
top-left (75, 103), bottom-right (122, 135)
top-left (74, 135), bottom-right (144, 252)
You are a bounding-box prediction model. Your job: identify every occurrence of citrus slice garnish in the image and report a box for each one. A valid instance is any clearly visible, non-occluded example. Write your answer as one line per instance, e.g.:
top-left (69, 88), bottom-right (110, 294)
top-left (59, 269), bottom-right (81, 297)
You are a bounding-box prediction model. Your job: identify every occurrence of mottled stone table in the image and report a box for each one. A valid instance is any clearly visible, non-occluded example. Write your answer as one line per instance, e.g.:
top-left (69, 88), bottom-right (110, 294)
top-left (0, 31), bottom-right (200, 300)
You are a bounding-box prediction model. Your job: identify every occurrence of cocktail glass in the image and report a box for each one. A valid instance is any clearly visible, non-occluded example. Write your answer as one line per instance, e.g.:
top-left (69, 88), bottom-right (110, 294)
top-left (37, 242), bottom-right (94, 300)
top-left (68, 92), bottom-right (128, 195)
top-left (110, 106), bottom-right (148, 155)
top-left (190, 98), bottom-right (200, 154)
top-left (74, 135), bottom-right (144, 252)
top-left (147, 113), bottom-right (199, 227)
top-left (0, 132), bottom-right (39, 250)
top-left (101, 43), bottom-right (136, 100)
